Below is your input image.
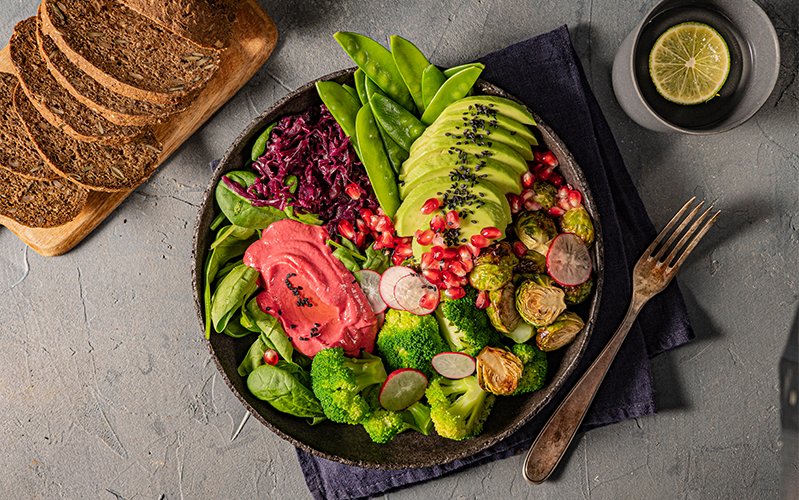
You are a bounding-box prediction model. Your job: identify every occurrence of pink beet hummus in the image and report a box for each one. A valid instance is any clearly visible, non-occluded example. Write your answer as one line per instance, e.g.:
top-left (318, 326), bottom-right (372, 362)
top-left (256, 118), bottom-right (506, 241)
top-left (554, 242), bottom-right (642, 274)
top-left (243, 219), bottom-right (378, 358)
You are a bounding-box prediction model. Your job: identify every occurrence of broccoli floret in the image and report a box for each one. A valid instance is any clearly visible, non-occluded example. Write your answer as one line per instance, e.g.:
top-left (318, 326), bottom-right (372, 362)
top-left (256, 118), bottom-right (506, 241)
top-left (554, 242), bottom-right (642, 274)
top-left (401, 400), bottom-right (433, 435)
top-left (360, 387), bottom-right (433, 442)
top-left (376, 308), bottom-right (447, 378)
top-left (435, 286), bottom-right (498, 357)
top-left (509, 342), bottom-right (547, 395)
top-left (310, 348), bottom-right (387, 424)
top-left (425, 375), bottom-right (495, 441)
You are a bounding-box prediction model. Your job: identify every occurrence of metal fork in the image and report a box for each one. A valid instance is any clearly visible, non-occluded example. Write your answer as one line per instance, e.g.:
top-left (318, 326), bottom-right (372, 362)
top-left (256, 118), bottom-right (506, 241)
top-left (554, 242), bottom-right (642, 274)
top-left (523, 198), bottom-right (719, 485)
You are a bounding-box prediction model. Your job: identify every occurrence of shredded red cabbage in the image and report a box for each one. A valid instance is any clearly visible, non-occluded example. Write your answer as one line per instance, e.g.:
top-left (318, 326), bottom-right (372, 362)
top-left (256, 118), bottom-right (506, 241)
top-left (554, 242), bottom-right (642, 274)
top-left (224, 105), bottom-right (378, 238)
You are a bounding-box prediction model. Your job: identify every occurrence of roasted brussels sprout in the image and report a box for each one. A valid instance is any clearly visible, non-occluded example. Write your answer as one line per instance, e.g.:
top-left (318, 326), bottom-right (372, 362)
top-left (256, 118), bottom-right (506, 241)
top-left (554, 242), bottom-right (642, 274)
top-left (487, 283), bottom-right (521, 333)
top-left (469, 264), bottom-right (514, 291)
top-left (536, 311), bottom-right (585, 351)
top-left (515, 275), bottom-right (567, 327)
top-left (474, 241), bottom-right (519, 268)
top-left (532, 181), bottom-right (558, 210)
top-left (559, 277), bottom-right (593, 306)
top-left (475, 346), bottom-right (524, 396)
top-left (514, 248), bottom-right (547, 275)
top-left (514, 211), bottom-right (558, 254)
top-left (559, 205), bottom-right (595, 247)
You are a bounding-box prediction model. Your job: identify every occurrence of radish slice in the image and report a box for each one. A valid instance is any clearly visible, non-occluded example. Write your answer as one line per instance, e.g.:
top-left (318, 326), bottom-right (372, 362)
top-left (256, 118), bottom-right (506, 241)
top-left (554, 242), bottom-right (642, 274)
top-left (394, 273), bottom-right (438, 315)
top-left (355, 269), bottom-right (387, 314)
top-left (378, 368), bottom-right (428, 411)
top-left (379, 266), bottom-right (416, 310)
top-left (546, 233), bottom-right (592, 286)
top-left (376, 311), bottom-right (386, 330)
top-left (431, 352), bottom-right (476, 379)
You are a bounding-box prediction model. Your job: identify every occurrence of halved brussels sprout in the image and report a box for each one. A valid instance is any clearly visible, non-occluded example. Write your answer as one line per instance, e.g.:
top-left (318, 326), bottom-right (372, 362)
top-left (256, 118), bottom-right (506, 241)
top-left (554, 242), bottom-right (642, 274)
top-left (559, 205), bottom-right (595, 247)
top-left (559, 277), bottom-right (593, 306)
top-left (476, 346), bottom-right (524, 395)
top-left (487, 283), bottom-right (521, 333)
top-left (515, 275), bottom-right (567, 327)
top-left (469, 264), bottom-right (513, 291)
top-left (532, 181), bottom-right (558, 210)
top-left (536, 311), bottom-right (585, 351)
top-left (514, 248), bottom-right (547, 275)
top-left (474, 241), bottom-right (519, 268)
top-left (514, 211), bottom-right (558, 254)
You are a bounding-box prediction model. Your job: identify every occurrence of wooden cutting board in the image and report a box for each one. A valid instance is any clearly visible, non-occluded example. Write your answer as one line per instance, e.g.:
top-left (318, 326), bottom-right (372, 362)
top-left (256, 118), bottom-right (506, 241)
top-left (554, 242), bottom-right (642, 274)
top-left (0, 0), bottom-right (278, 257)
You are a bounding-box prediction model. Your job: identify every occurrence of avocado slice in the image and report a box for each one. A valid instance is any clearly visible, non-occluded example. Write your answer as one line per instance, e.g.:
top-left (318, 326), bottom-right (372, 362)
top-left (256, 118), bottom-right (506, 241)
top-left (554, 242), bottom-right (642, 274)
top-left (440, 95), bottom-right (537, 125)
top-left (399, 155), bottom-right (522, 199)
top-left (433, 106), bottom-right (538, 146)
top-left (401, 138), bottom-right (528, 178)
top-left (410, 117), bottom-right (533, 161)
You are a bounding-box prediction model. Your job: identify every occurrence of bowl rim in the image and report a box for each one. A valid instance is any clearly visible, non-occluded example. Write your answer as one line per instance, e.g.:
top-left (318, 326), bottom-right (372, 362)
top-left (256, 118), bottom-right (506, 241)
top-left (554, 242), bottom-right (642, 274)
top-left (191, 67), bottom-right (604, 469)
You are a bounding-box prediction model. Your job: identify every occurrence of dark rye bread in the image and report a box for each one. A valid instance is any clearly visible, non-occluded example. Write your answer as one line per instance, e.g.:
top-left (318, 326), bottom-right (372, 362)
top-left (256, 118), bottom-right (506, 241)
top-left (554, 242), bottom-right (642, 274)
top-left (10, 17), bottom-right (142, 146)
top-left (14, 85), bottom-right (162, 192)
top-left (120, 0), bottom-right (234, 49)
top-left (40, 0), bottom-right (220, 106)
top-left (37, 18), bottom-right (179, 127)
top-left (0, 167), bottom-right (88, 228)
top-left (0, 72), bottom-right (58, 181)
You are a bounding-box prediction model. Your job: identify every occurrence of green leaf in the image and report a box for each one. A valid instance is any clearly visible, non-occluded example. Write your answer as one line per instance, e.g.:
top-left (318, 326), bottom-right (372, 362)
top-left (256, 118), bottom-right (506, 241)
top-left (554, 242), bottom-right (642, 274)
top-left (246, 363), bottom-right (325, 418)
top-left (245, 297), bottom-right (294, 365)
top-left (211, 264), bottom-right (259, 333)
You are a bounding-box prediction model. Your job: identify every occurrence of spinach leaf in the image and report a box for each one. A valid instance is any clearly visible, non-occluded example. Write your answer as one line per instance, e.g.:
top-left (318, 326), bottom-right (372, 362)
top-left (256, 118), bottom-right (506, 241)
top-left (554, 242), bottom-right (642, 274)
top-left (223, 313), bottom-right (253, 338)
top-left (363, 243), bottom-right (391, 273)
top-left (332, 248), bottom-right (361, 273)
top-left (246, 362), bottom-right (325, 419)
top-left (216, 171), bottom-right (288, 229)
top-left (211, 264), bottom-right (259, 333)
top-left (245, 297), bottom-right (294, 364)
top-left (238, 336), bottom-right (275, 377)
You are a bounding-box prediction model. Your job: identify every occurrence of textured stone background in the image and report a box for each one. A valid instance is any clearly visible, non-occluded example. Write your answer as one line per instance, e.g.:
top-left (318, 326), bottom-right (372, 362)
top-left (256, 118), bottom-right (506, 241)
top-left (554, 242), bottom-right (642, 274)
top-left (0, 0), bottom-right (796, 498)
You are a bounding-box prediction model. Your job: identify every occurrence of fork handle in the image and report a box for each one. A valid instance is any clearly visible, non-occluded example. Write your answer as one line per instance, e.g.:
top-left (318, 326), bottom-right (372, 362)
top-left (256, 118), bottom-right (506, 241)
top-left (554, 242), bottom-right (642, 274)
top-left (523, 296), bottom-right (646, 484)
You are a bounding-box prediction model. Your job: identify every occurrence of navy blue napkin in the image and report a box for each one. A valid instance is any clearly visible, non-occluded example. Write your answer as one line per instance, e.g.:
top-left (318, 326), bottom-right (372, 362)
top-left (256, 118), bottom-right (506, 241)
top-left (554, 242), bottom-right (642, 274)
top-left (292, 25), bottom-right (695, 500)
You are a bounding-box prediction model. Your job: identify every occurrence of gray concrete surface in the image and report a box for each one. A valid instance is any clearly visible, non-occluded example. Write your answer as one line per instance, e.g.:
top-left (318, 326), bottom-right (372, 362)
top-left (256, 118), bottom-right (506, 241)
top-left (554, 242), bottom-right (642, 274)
top-left (1, 0), bottom-right (797, 498)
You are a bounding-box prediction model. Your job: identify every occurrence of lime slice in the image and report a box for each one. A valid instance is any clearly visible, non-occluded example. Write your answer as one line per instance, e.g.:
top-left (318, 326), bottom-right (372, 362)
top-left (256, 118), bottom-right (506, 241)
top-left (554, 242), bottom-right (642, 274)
top-left (649, 22), bottom-right (730, 105)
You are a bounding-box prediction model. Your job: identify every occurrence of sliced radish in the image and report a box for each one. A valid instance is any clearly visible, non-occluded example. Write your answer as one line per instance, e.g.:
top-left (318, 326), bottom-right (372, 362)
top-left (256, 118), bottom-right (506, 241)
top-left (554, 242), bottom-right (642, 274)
top-left (376, 311), bottom-right (385, 330)
top-left (431, 352), bottom-right (476, 379)
top-left (379, 266), bottom-right (416, 310)
top-left (379, 368), bottom-right (429, 411)
top-left (546, 233), bottom-right (592, 286)
top-left (394, 273), bottom-right (438, 315)
top-left (355, 269), bottom-right (387, 314)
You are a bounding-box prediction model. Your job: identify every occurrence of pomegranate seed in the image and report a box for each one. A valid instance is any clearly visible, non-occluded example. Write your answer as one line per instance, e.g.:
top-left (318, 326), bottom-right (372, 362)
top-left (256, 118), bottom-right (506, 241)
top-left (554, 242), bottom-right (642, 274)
top-left (432, 233), bottom-right (446, 247)
top-left (373, 240), bottom-right (384, 250)
top-left (359, 208), bottom-right (374, 221)
top-left (420, 198), bottom-right (440, 214)
top-left (441, 271), bottom-right (459, 288)
top-left (446, 210), bottom-right (461, 229)
top-left (392, 253), bottom-right (405, 265)
top-left (356, 219), bottom-right (369, 233)
top-left (430, 214), bottom-right (446, 232)
top-left (542, 151), bottom-right (558, 167)
top-left (374, 215), bottom-right (391, 233)
top-left (396, 236), bottom-right (411, 245)
top-left (419, 292), bottom-right (439, 310)
top-left (522, 171), bottom-right (535, 188)
top-left (420, 251), bottom-right (434, 269)
top-left (416, 229), bottom-right (435, 246)
top-left (480, 226), bottom-right (502, 239)
top-left (507, 193), bottom-right (522, 214)
top-left (475, 290), bottom-right (490, 309)
top-left (466, 243), bottom-right (482, 257)
top-left (395, 243), bottom-right (413, 258)
top-left (442, 247), bottom-right (458, 260)
top-left (458, 245), bottom-right (473, 263)
top-left (376, 207), bottom-right (386, 217)
top-left (549, 173), bottom-right (565, 187)
top-left (532, 162), bottom-right (547, 176)
top-left (355, 232), bottom-right (366, 248)
top-left (538, 166), bottom-right (553, 181)
top-left (521, 189), bottom-right (535, 202)
top-left (445, 286), bottom-right (466, 300)
top-left (448, 261), bottom-right (467, 277)
top-left (263, 349), bottom-right (279, 366)
top-left (344, 183), bottom-right (361, 200)
top-left (569, 189), bottom-right (582, 207)
top-left (471, 234), bottom-right (490, 248)
top-left (558, 185), bottom-right (571, 200)
top-left (547, 206), bottom-right (566, 217)
top-left (368, 215), bottom-right (380, 230)
top-left (557, 198), bottom-right (572, 211)
top-left (378, 232), bottom-right (395, 248)
top-left (431, 246), bottom-right (444, 260)
top-left (338, 220), bottom-right (355, 240)
top-left (461, 258), bottom-right (474, 272)
top-left (513, 241), bottom-right (528, 257)
top-left (422, 268), bottom-right (441, 284)
top-left (534, 149), bottom-right (545, 163)
top-left (524, 200), bottom-right (543, 211)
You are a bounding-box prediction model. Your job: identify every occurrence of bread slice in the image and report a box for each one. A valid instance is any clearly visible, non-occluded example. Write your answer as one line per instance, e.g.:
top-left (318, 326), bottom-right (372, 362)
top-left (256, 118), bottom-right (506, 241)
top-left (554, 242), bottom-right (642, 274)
top-left (40, 0), bottom-right (220, 106)
top-left (10, 17), bottom-right (142, 146)
top-left (37, 17), bottom-right (179, 127)
top-left (120, 0), bottom-right (234, 49)
top-left (0, 165), bottom-right (88, 228)
top-left (0, 72), bottom-right (59, 181)
top-left (14, 85), bottom-right (162, 193)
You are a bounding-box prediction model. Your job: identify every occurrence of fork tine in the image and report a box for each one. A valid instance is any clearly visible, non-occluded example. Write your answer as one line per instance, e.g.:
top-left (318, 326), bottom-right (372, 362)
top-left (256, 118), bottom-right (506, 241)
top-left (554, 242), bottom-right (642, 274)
top-left (666, 206), bottom-right (719, 270)
top-left (643, 197), bottom-right (695, 259)
top-left (653, 200), bottom-right (704, 263)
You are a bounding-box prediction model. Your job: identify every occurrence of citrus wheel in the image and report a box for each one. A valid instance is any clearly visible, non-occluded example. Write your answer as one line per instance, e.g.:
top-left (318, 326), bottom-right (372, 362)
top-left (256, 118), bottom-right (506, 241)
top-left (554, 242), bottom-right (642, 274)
top-left (648, 22), bottom-right (730, 105)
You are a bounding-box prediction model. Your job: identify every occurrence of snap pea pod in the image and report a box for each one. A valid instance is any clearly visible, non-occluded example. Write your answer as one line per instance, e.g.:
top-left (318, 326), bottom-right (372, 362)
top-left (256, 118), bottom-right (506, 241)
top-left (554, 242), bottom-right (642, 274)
top-left (390, 35), bottom-right (430, 113)
top-left (250, 122), bottom-right (276, 162)
top-left (370, 93), bottom-right (426, 151)
top-left (354, 68), bottom-right (369, 106)
top-left (355, 105), bottom-right (400, 217)
top-left (315, 81), bottom-right (361, 152)
top-left (377, 118), bottom-right (409, 174)
top-left (442, 62), bottom-right (485, 78)
top-left (364, 75), bottom-right (386, 100)
top-left (421, 65), bottom-right (483, 125)
top-left (342, 84), bottom-right (360, 103)
top-left (421, 64), bottom-right (446, 109)
top-left (333, 31), bottom-right (415, 113)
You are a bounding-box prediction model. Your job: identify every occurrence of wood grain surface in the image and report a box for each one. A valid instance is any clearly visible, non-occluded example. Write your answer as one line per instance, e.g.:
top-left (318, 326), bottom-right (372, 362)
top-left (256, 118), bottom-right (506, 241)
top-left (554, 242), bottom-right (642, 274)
top-left (0, 0), bottom-right (277, 257)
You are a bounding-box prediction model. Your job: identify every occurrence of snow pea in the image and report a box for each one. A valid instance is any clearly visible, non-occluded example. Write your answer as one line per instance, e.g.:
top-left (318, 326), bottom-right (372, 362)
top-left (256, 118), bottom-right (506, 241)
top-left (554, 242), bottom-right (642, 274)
top-left (370, 93), bottom-right (426, 151)
top-left (364, 75), bottom-right (386, 100)
top-left (354, 68), bottom-right (369, 106)
top-left (356, 76), bottom-right (408, 172)
top-left (342, 84), bottom-right (360, 103)
top-left (390, 35), bottom-right (430, 113)
top-left (421, 65), bottom-right (483, 125)
top-left (250, 122), bottom-right (276, 162)
top-left (442, 62), bottom-right (485, 78)
top-left (355, 105), bottom-right (400, 217)
top-left (334, 31), bottom-right (415, 112)
top-left (421, 64), bottom-right (446, 109)
top-left (316, 81), bottom-right (361, 152)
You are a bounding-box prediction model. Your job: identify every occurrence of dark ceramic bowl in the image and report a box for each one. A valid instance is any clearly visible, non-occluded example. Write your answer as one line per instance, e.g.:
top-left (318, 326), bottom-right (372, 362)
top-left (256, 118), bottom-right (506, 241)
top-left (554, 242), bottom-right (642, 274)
top-left (192, 68), bottom-right (604, 469)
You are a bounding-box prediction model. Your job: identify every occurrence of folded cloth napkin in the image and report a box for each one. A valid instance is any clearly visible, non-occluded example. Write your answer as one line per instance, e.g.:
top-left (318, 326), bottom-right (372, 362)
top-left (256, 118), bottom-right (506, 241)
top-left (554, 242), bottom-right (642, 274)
top-left (293, 25), bottom-right (695, 500)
